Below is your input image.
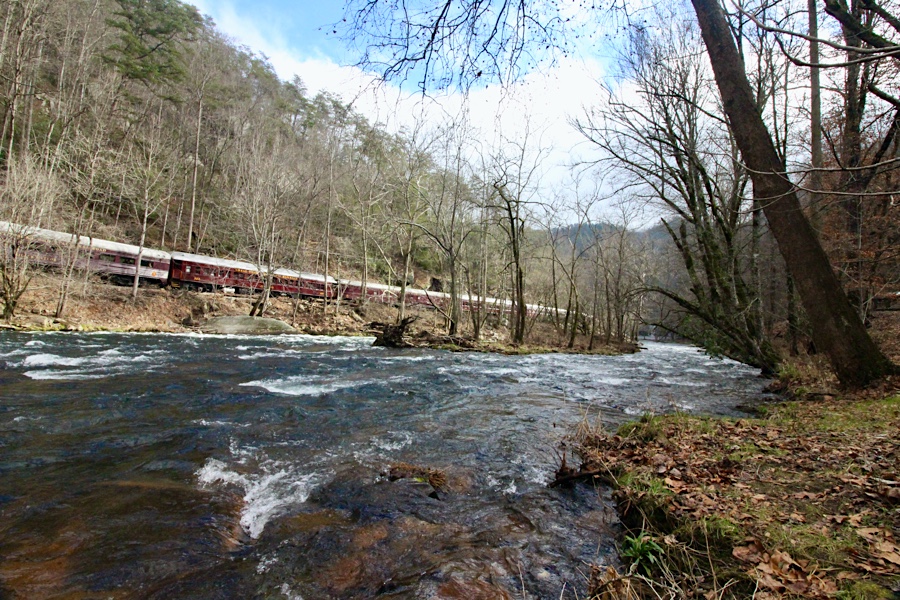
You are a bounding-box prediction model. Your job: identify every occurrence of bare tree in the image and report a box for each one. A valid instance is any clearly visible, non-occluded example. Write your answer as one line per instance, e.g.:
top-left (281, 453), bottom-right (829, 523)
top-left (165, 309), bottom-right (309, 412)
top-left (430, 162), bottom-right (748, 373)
top-left (407, 117), bottom-right (478, 335)
top-left (577, 15), bottom-right (780, 371)
top-left (381, 117), bottom-right (435, 322)
top-left (543, 175), bottom-right (603, 347)
top-left (0, 0), bottom-right (52, 168)
top-left (118, 99), bottom-right (179, 299)
top-left (690, 0), bottom-right (897, 385)
top-left (229, 115), bottom-right (305, 316)
top-left (488, 122), bottom-right (547, 345)
top-left (0, 155), bottom-right (66, 319)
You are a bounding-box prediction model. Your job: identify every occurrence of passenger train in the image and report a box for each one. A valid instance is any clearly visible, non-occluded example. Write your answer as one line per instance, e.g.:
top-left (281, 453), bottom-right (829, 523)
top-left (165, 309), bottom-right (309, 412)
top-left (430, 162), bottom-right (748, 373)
top-left (0, 221), bottom-right (550, 317)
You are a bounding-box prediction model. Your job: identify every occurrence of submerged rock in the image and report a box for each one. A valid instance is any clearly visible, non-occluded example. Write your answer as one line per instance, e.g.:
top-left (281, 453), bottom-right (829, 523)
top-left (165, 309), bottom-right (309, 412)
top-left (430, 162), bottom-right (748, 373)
top-left (199, 316), bottom-right (296, 335)
top-left (434, 577), bottom-right (514, 600)
top-left (384, 462), bottom-right (474, 499)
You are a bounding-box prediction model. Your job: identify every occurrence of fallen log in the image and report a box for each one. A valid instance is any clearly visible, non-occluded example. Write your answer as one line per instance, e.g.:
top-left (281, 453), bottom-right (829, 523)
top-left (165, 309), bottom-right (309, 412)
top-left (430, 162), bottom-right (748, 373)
top-left (370, 316), bottom-right (418, 348)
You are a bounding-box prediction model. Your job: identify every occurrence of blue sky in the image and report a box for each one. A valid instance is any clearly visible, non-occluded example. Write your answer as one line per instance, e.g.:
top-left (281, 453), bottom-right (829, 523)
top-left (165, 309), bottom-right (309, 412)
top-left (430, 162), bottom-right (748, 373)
top-left (190, 0), bottom-right (357, 90)
top-left (195, 1), bottom-right (346, 58)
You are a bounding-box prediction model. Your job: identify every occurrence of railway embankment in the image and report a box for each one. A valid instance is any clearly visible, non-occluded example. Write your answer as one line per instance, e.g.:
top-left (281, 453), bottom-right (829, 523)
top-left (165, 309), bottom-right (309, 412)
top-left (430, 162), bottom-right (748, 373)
top-left (7, 272), bottom-right (388, 336)
top-left (6, 272), bottom-right (635, 356)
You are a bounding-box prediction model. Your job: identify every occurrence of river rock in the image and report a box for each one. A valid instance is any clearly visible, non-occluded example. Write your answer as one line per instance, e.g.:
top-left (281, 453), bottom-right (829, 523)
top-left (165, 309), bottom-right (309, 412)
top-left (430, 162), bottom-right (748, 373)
top-left (434, 577), bottom-right (514, 600)
top-left (199, 316), bottom-right (296, 335)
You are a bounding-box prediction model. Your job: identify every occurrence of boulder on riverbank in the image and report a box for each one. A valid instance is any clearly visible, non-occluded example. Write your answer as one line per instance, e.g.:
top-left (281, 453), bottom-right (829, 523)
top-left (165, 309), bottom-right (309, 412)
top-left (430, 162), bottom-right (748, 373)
top-left (199, 316), bottom-right (296, 335)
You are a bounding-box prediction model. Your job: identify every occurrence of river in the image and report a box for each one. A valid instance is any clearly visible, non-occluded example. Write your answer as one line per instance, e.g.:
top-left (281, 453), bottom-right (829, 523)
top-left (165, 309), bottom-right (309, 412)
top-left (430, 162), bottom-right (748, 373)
top-left (0, 332), bottom-right (767, 599)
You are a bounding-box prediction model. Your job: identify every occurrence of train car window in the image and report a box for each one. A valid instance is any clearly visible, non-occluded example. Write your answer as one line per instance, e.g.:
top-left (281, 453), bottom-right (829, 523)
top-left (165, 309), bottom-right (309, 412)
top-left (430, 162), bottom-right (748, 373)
top-left (120, 257), bottom-right (135, 265)
top-left (185, 266), bottom-right (191, 273)
top-left (99, 254), bottom-right (116, 262)
top-left (141, 260), bottom-right (152, 267)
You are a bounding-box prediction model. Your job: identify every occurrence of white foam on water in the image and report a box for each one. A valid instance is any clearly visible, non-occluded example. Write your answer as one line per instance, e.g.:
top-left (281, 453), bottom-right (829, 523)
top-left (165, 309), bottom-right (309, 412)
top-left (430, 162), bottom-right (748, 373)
top-left (485, 474), bottom-right (502, 489)
top-left (279, 583), bottom-right (304, 600)
top-left (377, 354), bottom-right (434, 363)
top-left (371, 431), bottom-right (414, 452)
top-left (24, 369), bottom-right (103, 380)
top-left (240, 470), bottom-right (319, 538)
top-left (23, 353), bottom-right (87, 367)
top-left (238, 347), bottom-right (332, 360)
top-left (196, 456), bottom-right (326, 540)
top-left (18, 348), bottom-right (166, 375)
top-left (482, 367), bottom-right (520, 376)
top-left (256, 553), bottom-right (278, 574)
top-left (238, 352), bottom-right (282, 360)
top-left (197, 458), bottom-right (248, 487)
top-left (199, 453), bottom-right (329, 539)
top-left (595, 377), bottom-right (630, 386)
top-left (192, 419), bottom-right (251, 428)
top-left (240, 375), bottom-right (371, 396)
top-left (18, 347), bottom-right (167, 379)
top-left (656, 378), bottom-right (706, 387)
top-left (24, 340), bottom-right (44, 347)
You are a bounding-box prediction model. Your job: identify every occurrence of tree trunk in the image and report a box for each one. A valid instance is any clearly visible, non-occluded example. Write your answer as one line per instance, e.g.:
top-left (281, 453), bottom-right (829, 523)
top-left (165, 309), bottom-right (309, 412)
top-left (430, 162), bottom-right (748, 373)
top-left (807, 0), bottom-right (822, 220)
top-left (397, 250), bottom-right (410, 323)
top-left (448, 254), bottom-right (459, 336)
top-left (689, 0), bottom-right (896, 387)
top-left (132, 222), bottom-right (146, 299)
top-left (187, 97), bottom-right (203, 251)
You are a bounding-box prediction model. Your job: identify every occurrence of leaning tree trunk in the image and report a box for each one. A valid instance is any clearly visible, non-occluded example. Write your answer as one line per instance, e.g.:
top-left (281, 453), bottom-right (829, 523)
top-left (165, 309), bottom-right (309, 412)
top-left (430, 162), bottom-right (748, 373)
top-left (690, 0), bottom-right (896, 387)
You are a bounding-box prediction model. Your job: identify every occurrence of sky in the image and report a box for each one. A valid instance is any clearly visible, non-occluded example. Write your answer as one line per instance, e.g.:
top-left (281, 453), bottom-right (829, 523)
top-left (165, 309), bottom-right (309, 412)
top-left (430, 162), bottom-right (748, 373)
top-left (188, 0), bottom-right (623, 219)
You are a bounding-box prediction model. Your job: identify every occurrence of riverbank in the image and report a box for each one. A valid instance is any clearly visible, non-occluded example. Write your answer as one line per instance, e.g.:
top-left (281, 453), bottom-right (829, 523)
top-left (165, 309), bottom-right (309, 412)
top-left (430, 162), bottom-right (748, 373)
top-left (4, 273), bottom-right (405, 335)
top-left (573, 386), bottom-right (900, 598)
top-left (4, 272), bottom-right (636, 355)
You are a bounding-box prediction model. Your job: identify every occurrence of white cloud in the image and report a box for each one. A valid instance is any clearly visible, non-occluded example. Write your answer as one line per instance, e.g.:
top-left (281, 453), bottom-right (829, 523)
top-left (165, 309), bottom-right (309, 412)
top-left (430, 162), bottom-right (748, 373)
top-left (190, 1), bottom-right (611, 213)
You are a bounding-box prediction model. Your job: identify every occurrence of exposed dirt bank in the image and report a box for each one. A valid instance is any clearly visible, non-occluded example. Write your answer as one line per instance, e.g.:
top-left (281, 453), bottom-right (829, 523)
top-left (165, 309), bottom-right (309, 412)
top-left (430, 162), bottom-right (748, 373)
top-left (3, 273), bottom-right (635, 356)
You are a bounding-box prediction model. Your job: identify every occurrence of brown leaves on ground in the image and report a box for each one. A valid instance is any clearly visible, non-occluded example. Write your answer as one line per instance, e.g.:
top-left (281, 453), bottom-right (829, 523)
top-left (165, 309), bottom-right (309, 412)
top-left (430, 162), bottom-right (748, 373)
top-left (576, 395), bottom-right (900, 597)
top-left (732, 541), bottom-right (837, 597)
top-left (587, 565), bottom-right (640, 600)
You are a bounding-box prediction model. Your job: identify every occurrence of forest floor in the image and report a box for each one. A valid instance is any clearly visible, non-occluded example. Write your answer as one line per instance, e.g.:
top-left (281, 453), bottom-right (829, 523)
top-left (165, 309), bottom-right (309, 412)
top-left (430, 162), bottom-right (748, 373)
top-left (3, 272), bottom-right (635, 355)
top-left (571, 312), bottom-right (900, 600)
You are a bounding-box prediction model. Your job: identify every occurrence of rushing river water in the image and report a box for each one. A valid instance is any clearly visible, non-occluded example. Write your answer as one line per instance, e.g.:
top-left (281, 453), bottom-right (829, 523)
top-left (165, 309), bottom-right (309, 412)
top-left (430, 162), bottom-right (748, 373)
top-left (0, 332), bottom-right (768, 599)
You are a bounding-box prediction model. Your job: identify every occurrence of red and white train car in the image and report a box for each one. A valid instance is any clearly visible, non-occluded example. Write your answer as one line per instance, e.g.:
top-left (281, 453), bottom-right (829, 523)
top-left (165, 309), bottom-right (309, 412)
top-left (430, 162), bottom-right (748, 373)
top-left (268, 268), bottom-right (336, 298)
top-left (339, 280), bottom-right (399, 304)
top-left (169, 251), bottom-right (260, 293)
top-left (3, 220), bottom-right (560, 319)
top-left (0, 220), bottom-right (170, 284)
top-left (169, 251), bottom-right (337, 298)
